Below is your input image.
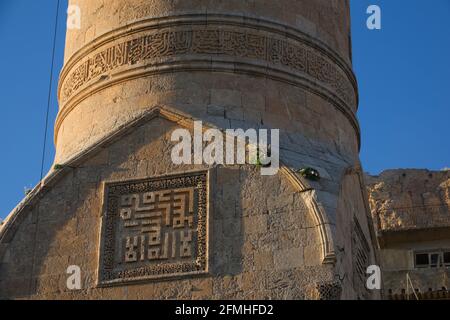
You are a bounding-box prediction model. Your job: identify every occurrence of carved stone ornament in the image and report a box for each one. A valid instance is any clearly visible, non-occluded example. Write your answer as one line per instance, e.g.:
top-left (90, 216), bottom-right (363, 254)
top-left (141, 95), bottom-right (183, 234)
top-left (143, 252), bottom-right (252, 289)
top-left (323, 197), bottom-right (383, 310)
top-left (60, 26), bottom-right (355, 108)
top-left (97, 171), bottom-right (209, 286)
top-left (308, 281), bottom-right (343, 300)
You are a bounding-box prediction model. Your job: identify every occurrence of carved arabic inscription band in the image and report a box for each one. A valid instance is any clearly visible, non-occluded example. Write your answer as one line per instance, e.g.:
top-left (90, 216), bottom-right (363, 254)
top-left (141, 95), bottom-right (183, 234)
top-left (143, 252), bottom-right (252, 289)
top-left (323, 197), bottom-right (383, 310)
top-left (58, 22), bottom-right (357, 122)
top-left (61, 26), bottom-right (354, 105)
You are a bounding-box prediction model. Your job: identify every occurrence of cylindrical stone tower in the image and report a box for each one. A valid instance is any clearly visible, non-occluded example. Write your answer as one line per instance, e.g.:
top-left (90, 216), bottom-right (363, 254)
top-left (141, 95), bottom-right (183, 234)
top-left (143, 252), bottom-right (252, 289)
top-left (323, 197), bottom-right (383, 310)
top-left (0, 0), bottom-right (380, 300)
top-left (56, 0), bottom-right (358, 163)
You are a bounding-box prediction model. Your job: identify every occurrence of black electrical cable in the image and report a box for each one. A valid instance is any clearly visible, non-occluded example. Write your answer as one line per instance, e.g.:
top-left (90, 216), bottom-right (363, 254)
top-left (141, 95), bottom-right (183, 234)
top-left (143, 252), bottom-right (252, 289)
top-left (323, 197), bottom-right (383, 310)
top-left (40, 0), bottom-right (61, 184)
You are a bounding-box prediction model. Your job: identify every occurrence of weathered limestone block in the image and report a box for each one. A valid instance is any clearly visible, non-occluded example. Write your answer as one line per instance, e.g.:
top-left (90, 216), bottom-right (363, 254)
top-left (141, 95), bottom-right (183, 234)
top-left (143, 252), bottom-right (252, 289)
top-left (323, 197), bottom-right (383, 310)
top-left (366, 169), bottom-right (450, 296)
top-left (366, 169), bottom-right (450, 232)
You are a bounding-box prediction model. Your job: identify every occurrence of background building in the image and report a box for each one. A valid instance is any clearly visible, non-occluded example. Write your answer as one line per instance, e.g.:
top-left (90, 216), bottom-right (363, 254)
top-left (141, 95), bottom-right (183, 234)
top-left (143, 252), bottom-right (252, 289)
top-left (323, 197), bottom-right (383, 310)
top-left (366, 169), bottom-right (450, 300)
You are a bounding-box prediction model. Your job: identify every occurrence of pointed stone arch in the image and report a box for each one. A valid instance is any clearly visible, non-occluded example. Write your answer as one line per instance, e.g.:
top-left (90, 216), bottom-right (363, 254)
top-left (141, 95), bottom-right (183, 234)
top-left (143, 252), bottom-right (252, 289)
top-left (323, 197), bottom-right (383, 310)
top-left (0, 105), bottom-right (336, 266)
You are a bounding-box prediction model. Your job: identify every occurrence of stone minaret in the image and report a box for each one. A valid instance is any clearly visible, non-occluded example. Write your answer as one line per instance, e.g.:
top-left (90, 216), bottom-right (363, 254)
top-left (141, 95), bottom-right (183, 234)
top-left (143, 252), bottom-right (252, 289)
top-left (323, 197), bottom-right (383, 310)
top-left (0, 0), bottom-right (380, 299)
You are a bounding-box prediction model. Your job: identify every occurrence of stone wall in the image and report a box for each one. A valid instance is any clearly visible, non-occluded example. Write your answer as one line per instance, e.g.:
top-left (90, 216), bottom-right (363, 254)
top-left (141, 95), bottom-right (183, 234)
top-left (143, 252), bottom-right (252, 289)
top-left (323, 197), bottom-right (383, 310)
top-left (366, 169), bottom-right (450, 234)
top-left (64, 0), bottom-right (352, 64)
top-left (0, 114), bottom-right (335, 299)
top-left (336, 168), bottom-right (379, 299)
top-left (366, 169), bottom-right (450, 295)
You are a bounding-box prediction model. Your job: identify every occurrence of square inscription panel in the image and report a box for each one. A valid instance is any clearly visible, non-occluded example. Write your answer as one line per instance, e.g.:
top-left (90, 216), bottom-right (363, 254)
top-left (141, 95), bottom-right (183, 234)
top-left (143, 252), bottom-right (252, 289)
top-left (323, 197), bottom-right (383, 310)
top-left (98, 171), bottom-right (209, 286)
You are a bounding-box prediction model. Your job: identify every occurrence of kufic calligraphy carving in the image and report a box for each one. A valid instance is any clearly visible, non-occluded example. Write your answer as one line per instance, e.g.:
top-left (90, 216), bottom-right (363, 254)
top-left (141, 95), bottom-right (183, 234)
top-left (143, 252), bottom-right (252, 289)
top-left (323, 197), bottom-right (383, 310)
top-left (98, 171), bottom-right (209, 286)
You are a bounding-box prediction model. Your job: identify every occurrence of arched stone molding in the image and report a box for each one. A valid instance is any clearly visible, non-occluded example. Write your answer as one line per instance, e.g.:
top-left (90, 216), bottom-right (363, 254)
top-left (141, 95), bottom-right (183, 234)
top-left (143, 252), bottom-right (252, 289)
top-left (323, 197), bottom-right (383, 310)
top-left (1, 105), bottom-right (337, 266)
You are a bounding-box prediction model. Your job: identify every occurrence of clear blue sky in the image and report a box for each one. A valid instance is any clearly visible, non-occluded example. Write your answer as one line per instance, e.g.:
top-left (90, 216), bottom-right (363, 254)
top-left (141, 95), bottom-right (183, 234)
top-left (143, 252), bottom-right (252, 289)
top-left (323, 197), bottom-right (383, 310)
top-left (0, 0), bottom-right (449, 218)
